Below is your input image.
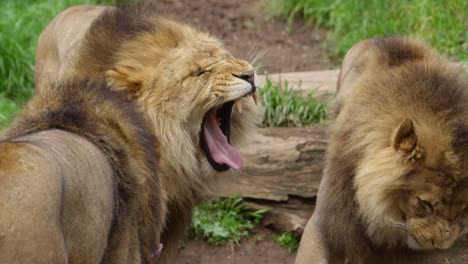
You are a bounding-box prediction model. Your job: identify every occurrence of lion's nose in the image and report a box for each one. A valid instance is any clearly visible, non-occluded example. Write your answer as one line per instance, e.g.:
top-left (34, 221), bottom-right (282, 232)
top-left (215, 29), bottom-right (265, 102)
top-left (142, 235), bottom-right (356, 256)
top-left (233, 70), bottom-right (256, 93)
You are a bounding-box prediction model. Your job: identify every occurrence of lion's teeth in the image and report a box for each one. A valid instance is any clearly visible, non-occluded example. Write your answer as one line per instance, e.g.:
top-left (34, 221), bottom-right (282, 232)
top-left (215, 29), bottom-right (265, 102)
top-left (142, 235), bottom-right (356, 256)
top-left (235, 99), bottom-right (243, 114)
top-left (252, 93), bottom-right (258, 105)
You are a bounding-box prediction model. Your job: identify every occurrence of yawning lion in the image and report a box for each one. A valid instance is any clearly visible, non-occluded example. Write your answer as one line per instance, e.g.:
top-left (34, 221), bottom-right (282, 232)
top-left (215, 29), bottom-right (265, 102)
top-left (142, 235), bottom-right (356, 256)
top-left (4, 3), bottom-right (262, 263)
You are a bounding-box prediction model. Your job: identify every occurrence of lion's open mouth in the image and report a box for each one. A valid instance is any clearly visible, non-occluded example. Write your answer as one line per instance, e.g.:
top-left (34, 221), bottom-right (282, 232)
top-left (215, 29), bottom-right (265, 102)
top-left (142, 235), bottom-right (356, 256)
top-left (200, 101), bottom-right (240, 171)
top-left (200, 94), bottom-right (257, 171)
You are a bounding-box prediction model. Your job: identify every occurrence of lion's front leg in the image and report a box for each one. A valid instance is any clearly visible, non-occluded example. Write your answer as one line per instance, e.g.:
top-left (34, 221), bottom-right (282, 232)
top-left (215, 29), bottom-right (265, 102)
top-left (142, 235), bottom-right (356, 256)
top-left (296, 214), bottom-right (331, 264)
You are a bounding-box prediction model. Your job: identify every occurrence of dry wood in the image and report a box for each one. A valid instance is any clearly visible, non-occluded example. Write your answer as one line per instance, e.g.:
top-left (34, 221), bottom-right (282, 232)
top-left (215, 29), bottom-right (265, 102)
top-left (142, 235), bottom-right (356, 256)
top-left (244, 198), bottom-right (315, 234)
top-left (258, 70), bottom-right (340, 97)
top-left (212, 126), bottom-right (328, 202)
top-left (209, 126), bottom-right (328, 233)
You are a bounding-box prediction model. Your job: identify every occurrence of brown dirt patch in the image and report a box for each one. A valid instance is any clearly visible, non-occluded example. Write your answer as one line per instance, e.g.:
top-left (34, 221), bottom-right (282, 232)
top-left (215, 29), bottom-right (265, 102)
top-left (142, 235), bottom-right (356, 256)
top-left (156, 0), bottom-right (333, 73)
top-left (176, 229), bottom-right (468, 264)
top-left (176, 228), bottom-right (296, 264)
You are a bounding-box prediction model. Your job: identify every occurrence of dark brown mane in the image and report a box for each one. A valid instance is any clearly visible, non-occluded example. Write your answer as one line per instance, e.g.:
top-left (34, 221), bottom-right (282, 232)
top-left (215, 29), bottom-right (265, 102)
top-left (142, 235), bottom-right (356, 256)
top-left (375, 37), bottom-right (425, 66)
top-left (75, 5), bottom-right (152, 75)
top-left (3, 78), bottom-right (162, 263)
top-left (366, 38), bottom-right (468, 141)
top-left (73, 2), bottom-right (191, 82)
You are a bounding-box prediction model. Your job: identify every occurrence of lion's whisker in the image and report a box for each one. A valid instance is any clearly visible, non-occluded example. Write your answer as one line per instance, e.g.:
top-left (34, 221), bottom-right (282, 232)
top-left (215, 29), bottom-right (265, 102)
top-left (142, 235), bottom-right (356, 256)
top-left (247, 46), bottom-right (260, 63)
top-left (250, 48), bottom-right (268, 70)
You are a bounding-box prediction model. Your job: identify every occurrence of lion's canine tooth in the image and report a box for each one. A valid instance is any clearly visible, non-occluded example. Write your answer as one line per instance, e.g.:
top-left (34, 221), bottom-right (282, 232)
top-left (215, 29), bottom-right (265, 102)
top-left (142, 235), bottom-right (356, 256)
top-left (252, 93), bottom-right (258, 105)
top-left (235, 99), bottom-right (243, 114)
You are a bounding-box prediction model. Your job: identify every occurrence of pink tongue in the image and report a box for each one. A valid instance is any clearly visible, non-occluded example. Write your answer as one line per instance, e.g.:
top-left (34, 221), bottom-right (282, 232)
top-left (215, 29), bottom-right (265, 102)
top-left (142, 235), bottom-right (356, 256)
top-left (204, 110), bottom-right (243, 170)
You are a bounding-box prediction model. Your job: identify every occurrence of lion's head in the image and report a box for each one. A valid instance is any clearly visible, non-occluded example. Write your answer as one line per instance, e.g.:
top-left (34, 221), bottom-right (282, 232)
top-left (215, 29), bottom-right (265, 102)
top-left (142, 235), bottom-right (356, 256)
top-left (403, 178), bottom-right (467, 250)
top-left (344, 40), bottom-right (468, 250)
top-left (354, 115), bottom-right (468, 250)
top-left (95, 17), bottom-right (261, 177)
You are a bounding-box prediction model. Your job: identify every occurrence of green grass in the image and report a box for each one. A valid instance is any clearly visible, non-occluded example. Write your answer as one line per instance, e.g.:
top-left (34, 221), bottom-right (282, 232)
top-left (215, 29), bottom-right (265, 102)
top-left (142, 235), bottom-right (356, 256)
top-left (267, 0), bottom-right (467, 62)
top-left (0, 95), bottom-right (20, 130)
top-left (191, 196), bottom-right (269, 245)
top-left (0, 0), bottom-right (114, 129)
top-left (275, 230), bottom-right (300, 252)
top-left (260, 76), bottom-right (329, 127)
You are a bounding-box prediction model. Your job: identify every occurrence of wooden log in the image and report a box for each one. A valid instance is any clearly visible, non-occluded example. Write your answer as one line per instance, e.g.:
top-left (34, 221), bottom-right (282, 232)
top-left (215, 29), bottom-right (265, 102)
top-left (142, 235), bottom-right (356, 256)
top-left (258, 70), bottom-right (340, 97)
top-left (212, 126), bottom-right (328, 202)
top-left (210, 126), bottom-right (327, 232)
top-left (244, 198), bottom-right (315, 234)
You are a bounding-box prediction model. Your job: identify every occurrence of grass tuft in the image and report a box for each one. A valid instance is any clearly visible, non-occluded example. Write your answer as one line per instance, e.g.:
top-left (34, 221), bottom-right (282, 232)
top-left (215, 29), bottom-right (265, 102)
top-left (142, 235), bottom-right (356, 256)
top-left (267, 0), bottom-right (467, 62)
top-left (191, 196), bottom-right (269, 245)
top-left (275, 230), bottom-right (300, 252)
top-left (259, 76), bottom-right (329, 127)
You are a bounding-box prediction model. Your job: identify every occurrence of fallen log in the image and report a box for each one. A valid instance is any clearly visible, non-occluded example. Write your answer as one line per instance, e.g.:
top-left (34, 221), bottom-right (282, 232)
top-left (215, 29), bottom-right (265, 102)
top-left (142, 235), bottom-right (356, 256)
top-left (258, 70), bottom-right (340, 97)
top-left (210, 126), bottom-right (328, 233)
top-left (244, 198), bottom-right (315, 234)
top-left (212, 126), bottom-right (328, 201)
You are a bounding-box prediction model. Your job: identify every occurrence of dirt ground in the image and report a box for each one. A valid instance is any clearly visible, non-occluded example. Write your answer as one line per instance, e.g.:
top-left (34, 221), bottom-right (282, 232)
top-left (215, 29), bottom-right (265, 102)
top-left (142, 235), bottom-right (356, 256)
top-left (154, 0), bottom-right (468, 263)
top-left (176, 229), bottom-right (296, 264)
top-left (156, 0), bottom-right (333, 73)
top-left (176, 229), bottom-right (468, 264)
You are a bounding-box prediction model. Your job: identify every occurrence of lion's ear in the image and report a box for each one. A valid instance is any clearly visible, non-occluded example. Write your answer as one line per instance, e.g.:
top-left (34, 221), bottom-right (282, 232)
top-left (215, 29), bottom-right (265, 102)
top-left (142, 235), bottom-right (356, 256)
top-left (105, 65), bottom-right (142, 96)
top-left (392, 118), bottom-right (418, 152)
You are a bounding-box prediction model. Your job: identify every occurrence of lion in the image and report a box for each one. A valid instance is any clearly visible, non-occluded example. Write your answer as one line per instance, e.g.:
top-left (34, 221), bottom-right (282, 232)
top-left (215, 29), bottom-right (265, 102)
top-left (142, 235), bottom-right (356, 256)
top-left (295, 37), bottom-right (468, 264)
top-left (0, 78), bottom-right (163, 263)
top-left (33, 3), bottom-right (261, 263)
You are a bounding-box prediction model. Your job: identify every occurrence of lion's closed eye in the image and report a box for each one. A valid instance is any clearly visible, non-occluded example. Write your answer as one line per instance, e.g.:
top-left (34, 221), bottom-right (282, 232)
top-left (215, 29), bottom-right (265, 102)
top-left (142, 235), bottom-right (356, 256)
top-left (194, 70), bottom-right (209, 77)
top-left (418, 198), bottom-right (434, 214)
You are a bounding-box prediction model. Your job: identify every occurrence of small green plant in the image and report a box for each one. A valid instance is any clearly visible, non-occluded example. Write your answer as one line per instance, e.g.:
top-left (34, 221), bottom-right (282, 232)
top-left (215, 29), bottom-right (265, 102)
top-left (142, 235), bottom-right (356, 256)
top-left (275, 230), bottom-right (300, 252)
top-left (259, 76), bottom-right (329, 127)
top-left (191, 196), bottom-right (269, 245)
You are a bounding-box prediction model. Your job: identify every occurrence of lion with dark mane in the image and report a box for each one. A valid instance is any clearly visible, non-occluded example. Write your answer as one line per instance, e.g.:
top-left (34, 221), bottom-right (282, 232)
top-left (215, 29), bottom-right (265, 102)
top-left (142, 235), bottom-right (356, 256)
top-left (296, 37), bottom-right (468, 264)
top-left (1, 79), bottom-right (162, 263)
top-left (1, 2), bottom-right (260, 263)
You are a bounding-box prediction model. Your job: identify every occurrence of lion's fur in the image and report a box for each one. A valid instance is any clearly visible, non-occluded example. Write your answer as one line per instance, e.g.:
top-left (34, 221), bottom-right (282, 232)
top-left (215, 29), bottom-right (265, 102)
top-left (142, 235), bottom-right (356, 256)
top-left (35, 4), bottom-right (261, 263)
top-left (296, 37), bottom-right (468, 264)
top-left (0, 79), bottom-right (162, 263)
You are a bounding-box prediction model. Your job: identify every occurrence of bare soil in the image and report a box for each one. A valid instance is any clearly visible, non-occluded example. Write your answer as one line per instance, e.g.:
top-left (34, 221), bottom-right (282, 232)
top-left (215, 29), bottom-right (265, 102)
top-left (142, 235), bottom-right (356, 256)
top-left (176, 228), bottom-right (297, 264)
top-left (156, 0), bottom-right (333, 73)
top-left (176, 228), bottom-right (468, 264)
